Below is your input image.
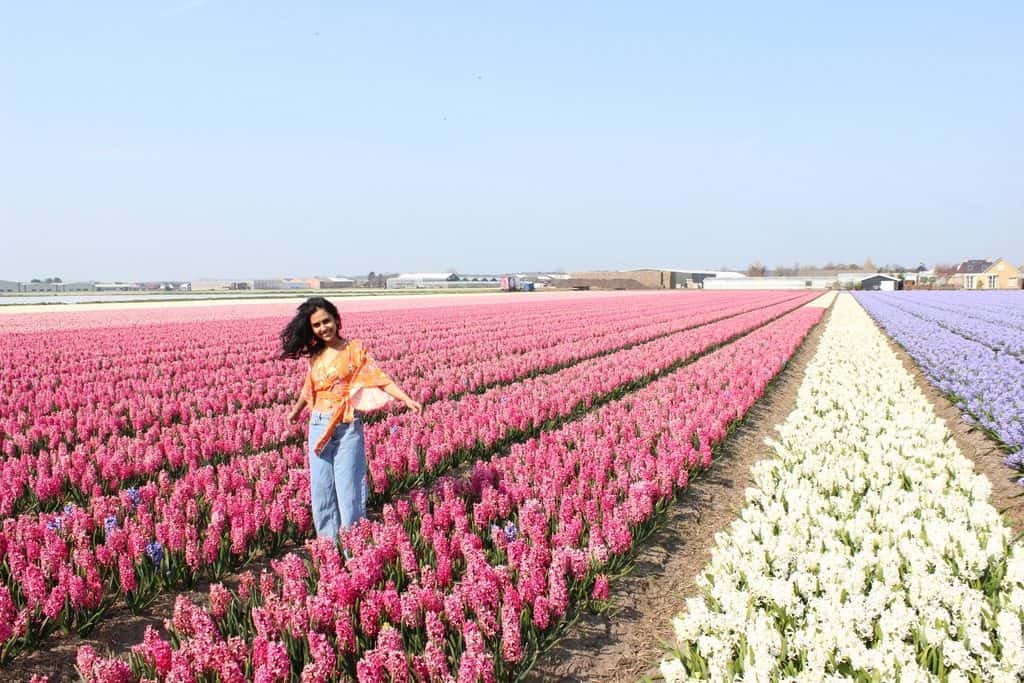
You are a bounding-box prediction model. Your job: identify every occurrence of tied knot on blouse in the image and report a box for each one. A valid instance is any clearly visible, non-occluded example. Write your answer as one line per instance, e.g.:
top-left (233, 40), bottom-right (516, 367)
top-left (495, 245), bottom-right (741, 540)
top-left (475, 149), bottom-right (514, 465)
top-left (302, 338), bottom-right (393, 455)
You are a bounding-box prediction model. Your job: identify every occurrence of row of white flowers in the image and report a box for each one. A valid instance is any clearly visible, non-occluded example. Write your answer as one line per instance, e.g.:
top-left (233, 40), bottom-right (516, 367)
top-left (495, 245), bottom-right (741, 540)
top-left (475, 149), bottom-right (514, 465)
top-left (661, 294), bottom-right (1024, 682)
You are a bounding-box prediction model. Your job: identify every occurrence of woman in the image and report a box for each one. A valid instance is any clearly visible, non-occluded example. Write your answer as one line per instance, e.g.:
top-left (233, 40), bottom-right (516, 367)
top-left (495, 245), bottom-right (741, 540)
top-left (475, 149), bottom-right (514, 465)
top-left (281, 297), bottom-right (421, 540)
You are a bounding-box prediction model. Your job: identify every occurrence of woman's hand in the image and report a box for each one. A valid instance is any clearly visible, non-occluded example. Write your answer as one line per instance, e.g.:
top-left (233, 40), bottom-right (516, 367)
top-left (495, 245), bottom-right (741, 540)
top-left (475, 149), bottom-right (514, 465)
top-left (288, 396), bottom-right (308, 423)
top-left (403, 398), bottom-right (423, 414)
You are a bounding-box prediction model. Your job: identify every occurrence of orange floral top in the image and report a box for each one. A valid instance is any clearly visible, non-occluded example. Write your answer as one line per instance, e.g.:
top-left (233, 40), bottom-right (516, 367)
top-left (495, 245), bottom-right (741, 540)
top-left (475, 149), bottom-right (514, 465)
top-left (302, 338), bottom-right (393, 455)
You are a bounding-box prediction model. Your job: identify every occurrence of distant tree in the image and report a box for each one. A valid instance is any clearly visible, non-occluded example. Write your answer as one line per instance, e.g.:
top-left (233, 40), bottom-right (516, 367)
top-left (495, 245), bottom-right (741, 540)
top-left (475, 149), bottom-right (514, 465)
top-left (30, 278), bottom-right (41, 283)
top-left (863, 258), bottom-right (876, 272)
top-left (745, 261), bottom-right (767, 277)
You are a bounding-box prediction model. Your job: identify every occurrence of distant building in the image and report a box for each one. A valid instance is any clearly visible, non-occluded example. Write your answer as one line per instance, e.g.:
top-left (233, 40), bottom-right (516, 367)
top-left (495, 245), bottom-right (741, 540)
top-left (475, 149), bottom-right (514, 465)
top-left (311, 276), bottom-right (355, 289)
top-left (387, 273), bottom-right (457, 289)
top-left (386, 273), bottom-right (497, 289)
top-left (860, 274), bottom-right (901, 291)
top-left (898, 269), bottom-right (936, 285)
top-left (950, 258), bottom-right (1021, 290)
top-left (253, 278), bottom-right (309, 290)
top-left (836, 273), bottom-right (902, 290)
top-left (61, 281), bottom-right (98, 292)
top-left (20, 281), bottom-right (63, 292)
top-left (190, 279), bottom-right (255, 291)
top-left (705, 276), bottom-right (833, 290)
top-left (571, 269), bottom-right (682, 289)
top-left (569, 268), bottom-right (742, 289)
top-left (0, 281), bottom-right (99, 293)
top-left (94, 282), bottom-right (142, 292)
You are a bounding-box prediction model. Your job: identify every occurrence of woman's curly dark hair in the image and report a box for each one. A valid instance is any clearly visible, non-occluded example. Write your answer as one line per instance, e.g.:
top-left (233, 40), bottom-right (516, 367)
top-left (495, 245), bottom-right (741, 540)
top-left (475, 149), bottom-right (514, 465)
top-left (280, 297), bottom-right (344, 359)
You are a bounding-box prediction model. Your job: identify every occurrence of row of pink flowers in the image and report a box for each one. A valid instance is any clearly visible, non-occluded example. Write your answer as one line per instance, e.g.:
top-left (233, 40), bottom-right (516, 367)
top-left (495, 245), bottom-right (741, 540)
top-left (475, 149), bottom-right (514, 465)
top-left (78, 306), bottom-right (824, 682)
top-left (362, 294), bottom-right (815, 496)
top-left (1, 296), bottom-right (641, 456)
top-left (1, 293), bottom-right (803, 516)
top-left (0, 294), bottom-right (816, 663)
top-left (0, 291), bottom-right (662, 335)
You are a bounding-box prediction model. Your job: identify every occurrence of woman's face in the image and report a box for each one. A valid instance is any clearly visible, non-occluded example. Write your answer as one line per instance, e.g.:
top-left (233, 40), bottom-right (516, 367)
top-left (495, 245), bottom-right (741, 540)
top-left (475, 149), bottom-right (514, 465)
top-left (309, 308), bottom-right (339, 343)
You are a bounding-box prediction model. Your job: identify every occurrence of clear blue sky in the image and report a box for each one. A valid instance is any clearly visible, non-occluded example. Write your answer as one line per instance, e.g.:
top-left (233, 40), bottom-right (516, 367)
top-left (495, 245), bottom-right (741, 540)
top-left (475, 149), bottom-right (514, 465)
top-left (2, 1), bottom-right (1021, 281)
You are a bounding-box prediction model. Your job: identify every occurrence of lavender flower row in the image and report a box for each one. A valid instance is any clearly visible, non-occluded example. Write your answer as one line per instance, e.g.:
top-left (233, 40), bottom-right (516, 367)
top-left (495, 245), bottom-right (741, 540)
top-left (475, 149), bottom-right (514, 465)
top-left (854, 292), bottom-right (1024, 471)
top-left (869, 292), bottom-right (1024, 358)
top-left (892, 291), bottom-right (1024, 333)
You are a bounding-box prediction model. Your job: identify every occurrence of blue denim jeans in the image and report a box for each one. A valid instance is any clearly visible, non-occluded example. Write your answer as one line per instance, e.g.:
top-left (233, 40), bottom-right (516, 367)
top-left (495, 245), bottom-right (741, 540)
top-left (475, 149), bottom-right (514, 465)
top-left (308, 411), bottom-right (367, 540)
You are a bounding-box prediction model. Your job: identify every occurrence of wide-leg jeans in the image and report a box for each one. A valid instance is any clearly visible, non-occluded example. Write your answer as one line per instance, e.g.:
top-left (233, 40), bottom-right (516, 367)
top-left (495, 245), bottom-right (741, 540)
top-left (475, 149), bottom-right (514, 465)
top-left (307, 410), bottom-right (367, 540)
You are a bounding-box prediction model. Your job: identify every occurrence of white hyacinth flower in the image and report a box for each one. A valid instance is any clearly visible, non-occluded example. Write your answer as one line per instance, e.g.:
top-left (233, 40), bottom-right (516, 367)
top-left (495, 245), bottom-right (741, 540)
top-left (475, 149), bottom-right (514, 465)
top-left (660, 294), bottom-right (1024, 679)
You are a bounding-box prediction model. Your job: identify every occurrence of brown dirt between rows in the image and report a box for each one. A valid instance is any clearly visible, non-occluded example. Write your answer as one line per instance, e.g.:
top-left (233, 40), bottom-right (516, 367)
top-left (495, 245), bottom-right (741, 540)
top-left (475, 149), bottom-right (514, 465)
top-left (1, 590), bottom-right (199, 682)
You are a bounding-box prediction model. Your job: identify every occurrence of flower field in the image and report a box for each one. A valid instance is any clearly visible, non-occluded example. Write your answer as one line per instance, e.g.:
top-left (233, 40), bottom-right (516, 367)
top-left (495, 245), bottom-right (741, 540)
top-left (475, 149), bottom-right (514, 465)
top-left (18, 288), bottom-right (1021, 681)
top-left (661, 294), bottom-right (1024, 681)
top-left (0, 291), bottom-right (826, 678)
top-left (854, 291), bottom-right (1024, 471)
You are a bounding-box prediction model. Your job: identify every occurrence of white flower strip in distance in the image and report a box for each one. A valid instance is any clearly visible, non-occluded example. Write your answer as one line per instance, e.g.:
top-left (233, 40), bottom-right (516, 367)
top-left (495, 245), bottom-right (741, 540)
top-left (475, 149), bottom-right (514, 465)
top-left (661, 293), bottom-right (1024, 682)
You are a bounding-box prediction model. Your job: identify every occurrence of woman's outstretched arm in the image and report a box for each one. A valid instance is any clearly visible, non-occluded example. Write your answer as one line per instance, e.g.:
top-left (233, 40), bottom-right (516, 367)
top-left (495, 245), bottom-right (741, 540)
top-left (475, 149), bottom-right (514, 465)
top-left (382, 382), bottom-right (422, 413)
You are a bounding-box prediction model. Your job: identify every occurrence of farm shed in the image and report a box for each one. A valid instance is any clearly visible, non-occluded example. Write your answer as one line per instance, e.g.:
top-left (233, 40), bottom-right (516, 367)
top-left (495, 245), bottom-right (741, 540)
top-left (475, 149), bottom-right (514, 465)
top-left (859, 274), bottom-right (901, 291)
top-left (950, 258), bottom-right (1021, 290)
